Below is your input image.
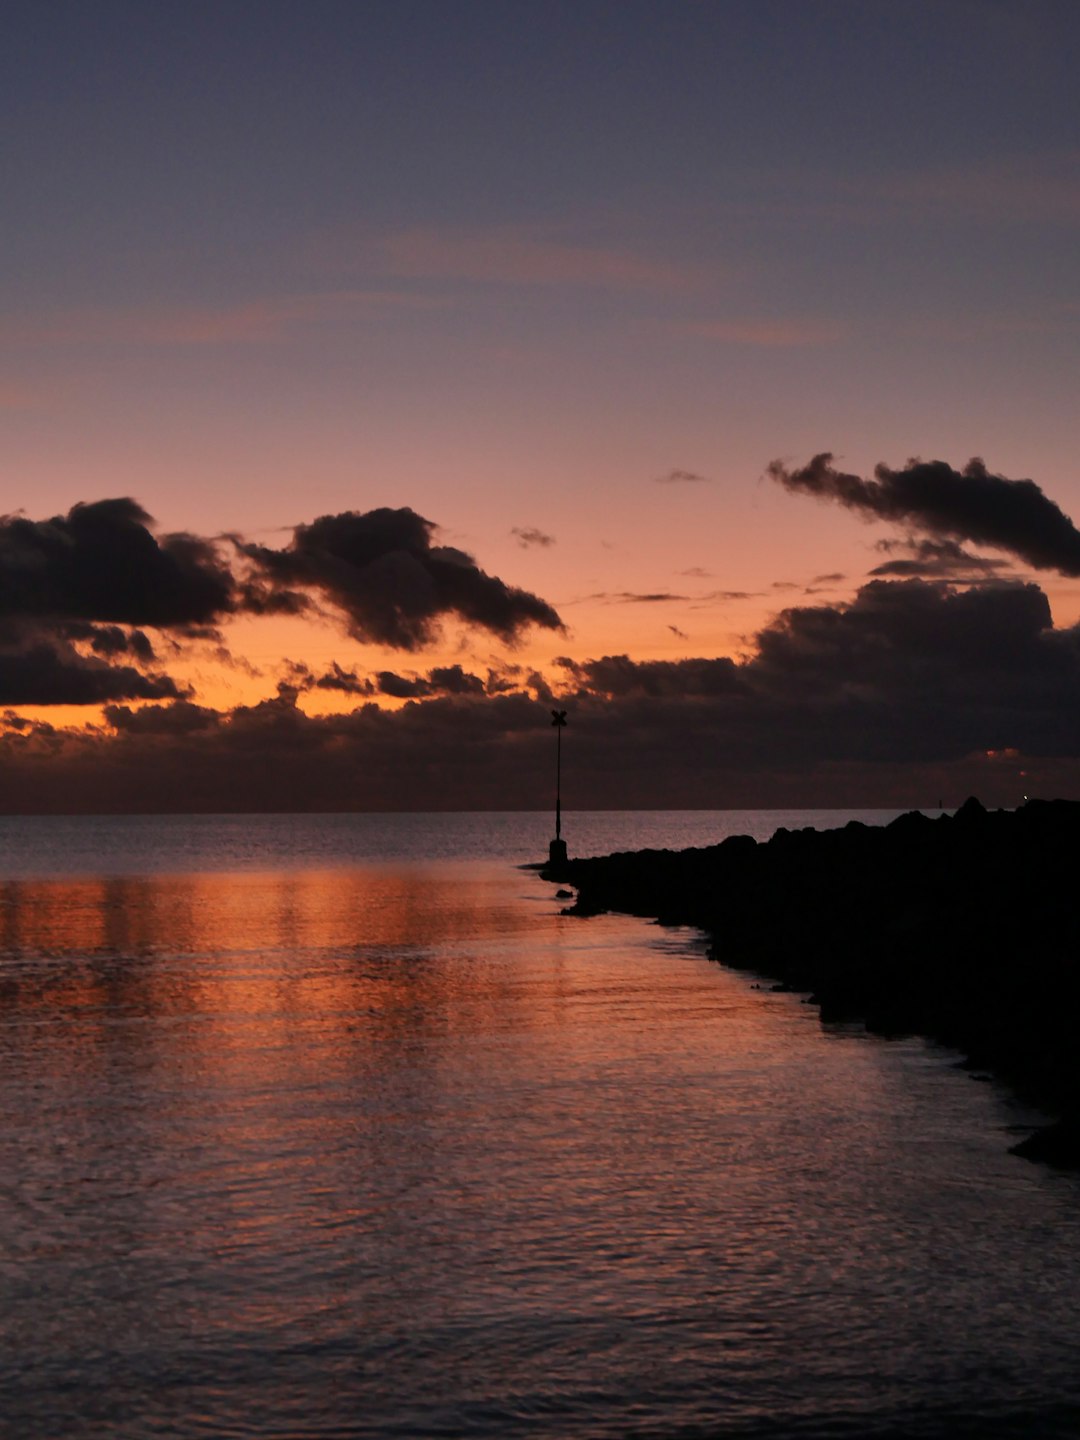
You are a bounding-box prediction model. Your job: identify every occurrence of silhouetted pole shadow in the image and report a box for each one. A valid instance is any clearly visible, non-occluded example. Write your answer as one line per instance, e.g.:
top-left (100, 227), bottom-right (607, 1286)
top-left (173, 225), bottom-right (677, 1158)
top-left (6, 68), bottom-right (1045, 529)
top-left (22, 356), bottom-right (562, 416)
top-left (549, 708), bottom-right (568, 870)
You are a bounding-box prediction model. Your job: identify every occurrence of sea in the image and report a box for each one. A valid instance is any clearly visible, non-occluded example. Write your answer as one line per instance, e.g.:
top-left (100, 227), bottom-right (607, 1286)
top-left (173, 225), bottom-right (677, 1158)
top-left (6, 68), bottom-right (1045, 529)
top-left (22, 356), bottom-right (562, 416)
top-left (2, 809), bottom-right (1079, 1440)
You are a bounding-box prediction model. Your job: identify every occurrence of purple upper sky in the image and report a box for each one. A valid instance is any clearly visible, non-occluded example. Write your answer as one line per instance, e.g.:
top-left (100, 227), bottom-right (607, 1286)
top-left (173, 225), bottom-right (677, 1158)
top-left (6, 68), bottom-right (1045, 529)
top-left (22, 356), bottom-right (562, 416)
top-left (3, 1), bottom-right (1080, 809)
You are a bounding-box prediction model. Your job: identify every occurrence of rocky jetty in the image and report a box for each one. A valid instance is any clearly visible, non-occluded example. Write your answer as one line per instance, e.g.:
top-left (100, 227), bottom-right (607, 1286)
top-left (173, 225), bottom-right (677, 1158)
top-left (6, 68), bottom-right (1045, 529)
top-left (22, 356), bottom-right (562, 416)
top-left (547, 798), bottom-right (1080, 1167)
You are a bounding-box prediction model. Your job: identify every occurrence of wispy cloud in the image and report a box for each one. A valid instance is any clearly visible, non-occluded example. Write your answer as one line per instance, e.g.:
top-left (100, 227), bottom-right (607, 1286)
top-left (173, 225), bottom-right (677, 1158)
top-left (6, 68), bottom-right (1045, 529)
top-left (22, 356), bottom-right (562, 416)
top-left (868, 538), bottom-right (1012, 581)
top-left (713, 150), bottom-right (1080, 231)
top-left (2, 290), bottom-right (442, 349)
top-left (615, 592), bottom-right (690, 604)
top-left (572, 585), bottom-right (755, 608)
top-left (314, 222), bottom-right (697, 291)
top-left (654, 468), bottom-right (711, 484)
top-left (865, 149), bottom-right (1080, 226)
top-left (683, 317), bottom-right (846, 347)
top-left (579, 591), bottom-right (691, 605)
top-left (511, 526), bottom-right (556, 548)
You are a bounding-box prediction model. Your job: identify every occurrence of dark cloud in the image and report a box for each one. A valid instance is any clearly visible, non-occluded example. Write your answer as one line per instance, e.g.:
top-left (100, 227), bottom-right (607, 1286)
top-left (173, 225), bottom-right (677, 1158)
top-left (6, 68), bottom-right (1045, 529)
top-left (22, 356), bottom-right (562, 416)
top-left (0, 498), bottom-right (235, 626)
top-left (377, 670), bottom-right (428, 699)
top-left (511, 526), bottom-right (556, 548)
top-left (273, 660), bottom-right (377, 698)
top-left (654, 469), bottom-right (710, 484)
top-left (868, 537), bottom-right (1011, 580)
top-left (4, 577), bottom-right (1080, 812)
top-left (278, 657), bottom-right (526, 704)
top-left (0, 498), bottom-right (230, 706)
top-left (237, 577), bottom-right (312, 618)
top-left (747, 579), bottom-right (1080, 762)
top-left (241, 507), bottom-right (564, 649)
top-left (2, 497), bottom-right (562, 656)
top-left (768, 454), bottom-right (1080, 576)
top-left (483, 666), bottom-right (520, 695)
top-left (0, 638), bottom-right (185, 706)
top-left (0, 690), bottom-right (559, 813)
top-left (429, 664), bottom-right (486, 696)
top-left (556, 653), bottom-right (743, 699)
top-left (312, 662), bottom-right (375, 696)
top-left (523, 669), bottom-right (556, 702)
top-left (754, 578), bottom-right (1050, 688)
top-left (60, 621), bottom-right (157, 662)
top-left (104, 700), bottom-right (220, 735)
top-left (0, 497), bottom-right (566, 708)
top-left (584, 584), bottom-right (752, 606)
top-left (551, 579), bottom-right (1080, 778)
top-left (668, 624), bottom-right (689, 640)
top-left (280, 659), bottom-right (314, 685)
top-left (1, 710), bottom-right (35, 732)
top-left (175, 623), bottom-right (224, 640)
top-left (377, 664), bottom-right (486, 699)
top-left (610, 591), bottom-right (690, 604)
top-left (5, 472), bottom-right (1080, 810)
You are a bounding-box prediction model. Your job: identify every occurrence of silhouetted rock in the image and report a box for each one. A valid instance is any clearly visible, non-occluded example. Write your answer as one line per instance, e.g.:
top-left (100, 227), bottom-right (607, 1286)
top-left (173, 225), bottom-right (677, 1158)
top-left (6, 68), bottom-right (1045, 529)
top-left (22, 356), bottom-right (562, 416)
top-left (544, 798), bottom-right (1080, 1168)
top-left (1011, 1120), bottom-right (1080, 1167)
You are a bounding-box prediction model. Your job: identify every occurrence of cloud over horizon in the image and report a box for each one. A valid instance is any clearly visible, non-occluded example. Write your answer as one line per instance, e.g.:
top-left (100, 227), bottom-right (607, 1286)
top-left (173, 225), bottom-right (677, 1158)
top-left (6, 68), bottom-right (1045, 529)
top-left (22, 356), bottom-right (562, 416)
top-left (868, 537), bottom-right (1012, 580)
top-left (4, 575), bottom-right (1079, 812)
top-left (0, 497), bottom-right (565, 703)
top-left (768, 454), bottom-right (1080, 576)
top-left (4, 461), bottom-right (1080, 811)
top-left (0, 498), bottom-right (234, 627)
top-left (240, 507), bottom-right (565, 651)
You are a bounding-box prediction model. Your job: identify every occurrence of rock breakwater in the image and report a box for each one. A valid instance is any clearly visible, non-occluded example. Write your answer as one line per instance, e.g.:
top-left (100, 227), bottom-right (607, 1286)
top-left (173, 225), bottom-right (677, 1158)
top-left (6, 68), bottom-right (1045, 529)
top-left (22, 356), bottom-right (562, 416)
top-left (548, 797), bottom-right (1080, 1166)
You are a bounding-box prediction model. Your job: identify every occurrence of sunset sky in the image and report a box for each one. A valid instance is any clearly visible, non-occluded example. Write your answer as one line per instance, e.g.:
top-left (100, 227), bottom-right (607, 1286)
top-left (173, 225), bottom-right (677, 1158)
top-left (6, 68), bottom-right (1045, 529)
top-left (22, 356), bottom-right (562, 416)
top-left (4, 0), bottom-right (1080, 811)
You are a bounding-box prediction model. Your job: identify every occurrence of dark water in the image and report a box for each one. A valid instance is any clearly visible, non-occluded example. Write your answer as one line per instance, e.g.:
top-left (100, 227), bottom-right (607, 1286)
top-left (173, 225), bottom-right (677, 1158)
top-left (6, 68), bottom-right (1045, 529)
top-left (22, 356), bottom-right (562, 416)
top-left (1, 812), bottom-right (1079, 1439)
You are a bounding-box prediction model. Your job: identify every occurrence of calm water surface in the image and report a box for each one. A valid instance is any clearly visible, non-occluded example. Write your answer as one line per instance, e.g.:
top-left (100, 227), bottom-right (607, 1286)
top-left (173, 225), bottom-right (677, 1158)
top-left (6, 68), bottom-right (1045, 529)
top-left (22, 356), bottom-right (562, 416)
top-left (1, 812), bottom-right (1079, 1439)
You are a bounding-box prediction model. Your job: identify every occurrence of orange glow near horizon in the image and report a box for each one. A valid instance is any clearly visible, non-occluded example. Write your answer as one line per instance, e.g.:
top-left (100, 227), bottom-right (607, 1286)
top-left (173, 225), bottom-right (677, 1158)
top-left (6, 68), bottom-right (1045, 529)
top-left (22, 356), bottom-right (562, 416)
top-left (8, 550), bottom-right (1080, 741)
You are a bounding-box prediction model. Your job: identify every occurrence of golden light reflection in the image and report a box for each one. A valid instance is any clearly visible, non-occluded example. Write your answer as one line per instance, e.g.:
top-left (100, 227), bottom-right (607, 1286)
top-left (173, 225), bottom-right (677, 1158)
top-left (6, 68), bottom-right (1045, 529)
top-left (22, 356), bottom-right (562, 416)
top-left (0, 867), bottom-right (534, 966)
top-left (2, 850), bottom-right (961, 1421)
top-left (0, 867), bottom-right (569, 1066)
top-left (0, 863), bottom-right (838, 1165)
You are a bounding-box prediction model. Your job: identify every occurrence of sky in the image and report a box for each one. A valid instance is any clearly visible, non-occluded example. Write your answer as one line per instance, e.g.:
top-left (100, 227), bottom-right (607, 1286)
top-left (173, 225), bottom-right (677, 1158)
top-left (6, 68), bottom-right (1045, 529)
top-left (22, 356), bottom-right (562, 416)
top-left (3, 0), bottom-right (1080, 812)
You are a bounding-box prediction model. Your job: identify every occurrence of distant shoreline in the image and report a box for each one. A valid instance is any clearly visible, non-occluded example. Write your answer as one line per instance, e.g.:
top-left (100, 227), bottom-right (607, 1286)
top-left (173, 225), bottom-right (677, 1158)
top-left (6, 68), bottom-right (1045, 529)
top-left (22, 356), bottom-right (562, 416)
top-left (548, 797), bottom-right (1080, 1168)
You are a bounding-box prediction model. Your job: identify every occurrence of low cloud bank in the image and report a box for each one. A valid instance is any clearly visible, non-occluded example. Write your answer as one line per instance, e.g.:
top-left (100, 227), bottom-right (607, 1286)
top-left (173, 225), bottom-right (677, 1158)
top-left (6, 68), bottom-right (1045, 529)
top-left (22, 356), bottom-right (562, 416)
top-left (5, 460), bottom-right (1080, 811)
top-left (3, 576), bottom-right (1079, 812)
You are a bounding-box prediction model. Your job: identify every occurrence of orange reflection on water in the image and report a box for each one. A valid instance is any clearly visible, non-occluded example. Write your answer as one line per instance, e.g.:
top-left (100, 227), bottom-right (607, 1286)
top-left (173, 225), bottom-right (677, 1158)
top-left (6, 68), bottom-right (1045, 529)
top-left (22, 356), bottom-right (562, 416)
top-left (2, 864), bottom-right (535, 959)
top-left (1, 859), bottom-right (858, 1217)
top-left (0, 864), bottom-right (574, 1069)
top-left (4, 850), bottom-right (1004, 1440)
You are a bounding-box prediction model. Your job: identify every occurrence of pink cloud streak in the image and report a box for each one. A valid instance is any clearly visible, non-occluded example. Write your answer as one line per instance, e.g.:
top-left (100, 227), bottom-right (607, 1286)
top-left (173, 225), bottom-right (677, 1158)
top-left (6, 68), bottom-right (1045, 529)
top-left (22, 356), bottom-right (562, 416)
top-left (313, 223), bottom-right (698, 291)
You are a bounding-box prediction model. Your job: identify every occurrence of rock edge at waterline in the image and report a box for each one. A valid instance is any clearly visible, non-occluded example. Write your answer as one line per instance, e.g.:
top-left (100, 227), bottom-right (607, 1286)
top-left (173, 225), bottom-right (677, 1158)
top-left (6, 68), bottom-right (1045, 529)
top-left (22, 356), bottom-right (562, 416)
top-left (545, 797), bottom-right (1080, 1167)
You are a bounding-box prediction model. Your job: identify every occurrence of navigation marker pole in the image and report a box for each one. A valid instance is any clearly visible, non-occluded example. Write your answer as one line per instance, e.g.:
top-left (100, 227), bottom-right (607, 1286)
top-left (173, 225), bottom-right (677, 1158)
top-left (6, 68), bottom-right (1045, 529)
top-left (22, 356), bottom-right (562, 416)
top-left (549, 708), bottom-right (568, 872)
